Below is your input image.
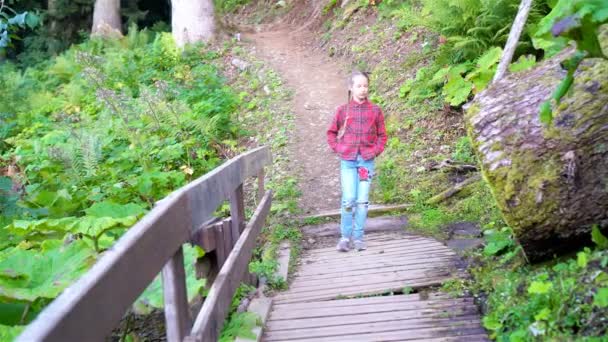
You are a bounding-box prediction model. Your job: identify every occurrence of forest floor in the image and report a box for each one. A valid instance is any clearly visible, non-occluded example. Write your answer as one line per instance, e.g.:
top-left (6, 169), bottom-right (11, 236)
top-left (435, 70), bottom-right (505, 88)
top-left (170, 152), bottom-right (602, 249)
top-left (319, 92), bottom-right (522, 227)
top-left (245, 28), bottom-right (348, 215)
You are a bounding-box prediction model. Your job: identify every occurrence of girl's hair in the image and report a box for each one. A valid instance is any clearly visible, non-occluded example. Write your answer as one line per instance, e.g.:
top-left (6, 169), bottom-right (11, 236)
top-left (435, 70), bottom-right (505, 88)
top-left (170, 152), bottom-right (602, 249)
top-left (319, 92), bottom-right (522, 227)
top-left (338, 70), bottom-right (369, 140)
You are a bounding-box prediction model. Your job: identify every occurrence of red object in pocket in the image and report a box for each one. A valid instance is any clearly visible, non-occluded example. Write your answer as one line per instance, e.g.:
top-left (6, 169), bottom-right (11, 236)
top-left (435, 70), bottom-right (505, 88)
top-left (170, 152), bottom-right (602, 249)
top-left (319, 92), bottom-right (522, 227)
top-left (358, 167), bottom-right (369, 181)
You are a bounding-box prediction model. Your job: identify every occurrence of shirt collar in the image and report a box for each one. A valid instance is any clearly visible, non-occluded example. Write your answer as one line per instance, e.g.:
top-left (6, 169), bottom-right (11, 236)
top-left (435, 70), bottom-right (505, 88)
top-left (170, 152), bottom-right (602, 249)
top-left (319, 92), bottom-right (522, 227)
top-left (349, 98), bottom-right (370, 106)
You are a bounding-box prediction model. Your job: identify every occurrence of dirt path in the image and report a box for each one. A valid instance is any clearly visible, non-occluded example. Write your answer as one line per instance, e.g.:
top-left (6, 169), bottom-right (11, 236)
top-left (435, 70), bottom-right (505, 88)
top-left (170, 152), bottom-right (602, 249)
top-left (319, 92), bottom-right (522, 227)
top-left (246, 29), bottom-right (347, 215)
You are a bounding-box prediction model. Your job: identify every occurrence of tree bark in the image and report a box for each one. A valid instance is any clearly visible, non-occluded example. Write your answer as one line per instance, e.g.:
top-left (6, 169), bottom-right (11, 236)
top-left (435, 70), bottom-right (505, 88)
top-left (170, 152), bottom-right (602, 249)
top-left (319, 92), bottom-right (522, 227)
top-left (466, 43), bottom-right (608, 260)
top-left (171, 0), bottom-right (215, 48)
top-left (91, 0), bottom-right (122, 37)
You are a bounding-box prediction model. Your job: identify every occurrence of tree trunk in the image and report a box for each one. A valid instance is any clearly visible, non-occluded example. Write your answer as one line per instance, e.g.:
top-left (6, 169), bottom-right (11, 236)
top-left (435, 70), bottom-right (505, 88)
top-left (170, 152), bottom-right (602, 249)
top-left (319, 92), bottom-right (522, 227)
top-left (466, 46), bottom-right (608, 260)
top-left (91, 0), bottom-right (122, 37)
top-left (171, 0), bottom-right (215, 48)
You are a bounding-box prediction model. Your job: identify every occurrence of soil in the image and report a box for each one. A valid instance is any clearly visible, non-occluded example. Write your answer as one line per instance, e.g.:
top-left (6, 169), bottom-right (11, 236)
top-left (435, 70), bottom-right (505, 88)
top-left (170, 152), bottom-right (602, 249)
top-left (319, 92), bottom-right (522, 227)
top-left (244, 28), bottom-right (351, 215)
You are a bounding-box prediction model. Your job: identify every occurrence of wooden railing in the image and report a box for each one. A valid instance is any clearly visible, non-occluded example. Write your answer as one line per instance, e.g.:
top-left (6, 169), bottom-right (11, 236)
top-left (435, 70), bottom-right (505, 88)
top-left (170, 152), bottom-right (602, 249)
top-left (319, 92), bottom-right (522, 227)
top-left (17, 146), bottom-right (273, 342)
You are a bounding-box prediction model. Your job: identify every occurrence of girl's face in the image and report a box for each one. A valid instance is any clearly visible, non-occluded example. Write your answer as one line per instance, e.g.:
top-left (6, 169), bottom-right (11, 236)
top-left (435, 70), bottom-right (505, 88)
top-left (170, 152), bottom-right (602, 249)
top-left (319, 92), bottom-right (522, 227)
top-left (350, 75), bottom-right (369, 103)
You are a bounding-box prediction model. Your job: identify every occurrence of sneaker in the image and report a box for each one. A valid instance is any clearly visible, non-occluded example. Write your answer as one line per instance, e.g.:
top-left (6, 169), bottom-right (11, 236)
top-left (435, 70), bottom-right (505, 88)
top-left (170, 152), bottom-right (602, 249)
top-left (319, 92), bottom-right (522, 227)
top-left (354, 240), bottom-right (367, 251)
top-left (336, 238), bottom-right (350, 252)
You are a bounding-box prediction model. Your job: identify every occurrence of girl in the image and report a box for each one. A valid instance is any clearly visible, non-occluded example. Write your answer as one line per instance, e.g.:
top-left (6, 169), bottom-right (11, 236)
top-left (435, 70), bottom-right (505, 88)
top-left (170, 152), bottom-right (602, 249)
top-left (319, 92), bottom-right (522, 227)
top-left (327, 70), bottom-right (387, 252)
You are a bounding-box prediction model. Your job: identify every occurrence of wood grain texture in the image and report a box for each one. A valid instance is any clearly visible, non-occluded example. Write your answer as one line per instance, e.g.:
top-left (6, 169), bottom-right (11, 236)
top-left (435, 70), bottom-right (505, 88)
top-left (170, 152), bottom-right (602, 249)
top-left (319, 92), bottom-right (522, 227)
top-left (263, 232), bottom-right (487, 341)
top-left (188, 190), bottom-right (273, 342)
top-left (162, 246), bottom-right (191, 342)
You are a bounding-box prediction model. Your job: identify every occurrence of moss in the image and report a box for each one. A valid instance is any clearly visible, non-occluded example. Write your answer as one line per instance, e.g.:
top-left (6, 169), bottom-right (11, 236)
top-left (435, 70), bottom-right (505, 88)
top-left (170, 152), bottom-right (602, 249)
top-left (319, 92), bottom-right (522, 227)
top-left (483, 149), bottom-right (561, 236)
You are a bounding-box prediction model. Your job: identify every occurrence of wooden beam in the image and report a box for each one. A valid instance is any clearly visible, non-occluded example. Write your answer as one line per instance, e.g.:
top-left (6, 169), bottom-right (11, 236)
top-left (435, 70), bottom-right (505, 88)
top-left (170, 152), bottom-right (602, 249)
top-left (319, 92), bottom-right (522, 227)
top-left (230, 184), bottom-right (245, 238)
top-left (188, 190), bottom-right (273, 342)
top-left (181, 146), bottom-right (271, 230)
top-left (493, 0), bottom-right (533, 82)
top-left (162, 246), bottom-right (191, 342)
top-left (300, 204), bottom-right (412, 220)
top-left (257, 168), bottom-right (265, 202)
top-left (16, 194), bottom-right (192, 342)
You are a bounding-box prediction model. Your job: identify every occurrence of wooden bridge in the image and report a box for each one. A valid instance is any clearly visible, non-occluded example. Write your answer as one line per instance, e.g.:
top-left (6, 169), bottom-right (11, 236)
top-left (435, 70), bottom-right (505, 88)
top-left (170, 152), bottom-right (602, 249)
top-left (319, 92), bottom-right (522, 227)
top-left (17, 146), bottom-right (487, 341)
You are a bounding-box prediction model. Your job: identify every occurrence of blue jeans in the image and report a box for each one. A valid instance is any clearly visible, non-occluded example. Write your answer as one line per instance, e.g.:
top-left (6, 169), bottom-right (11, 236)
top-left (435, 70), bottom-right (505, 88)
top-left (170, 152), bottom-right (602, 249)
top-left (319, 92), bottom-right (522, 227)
top-left (340, 154), bottom-right (375, 241)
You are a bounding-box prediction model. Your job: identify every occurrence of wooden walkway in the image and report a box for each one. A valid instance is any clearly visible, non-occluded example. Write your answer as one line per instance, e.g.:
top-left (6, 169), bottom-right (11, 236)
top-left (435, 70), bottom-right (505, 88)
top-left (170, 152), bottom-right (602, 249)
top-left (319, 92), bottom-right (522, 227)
top-left (263, 232), bottom-right (489, 341)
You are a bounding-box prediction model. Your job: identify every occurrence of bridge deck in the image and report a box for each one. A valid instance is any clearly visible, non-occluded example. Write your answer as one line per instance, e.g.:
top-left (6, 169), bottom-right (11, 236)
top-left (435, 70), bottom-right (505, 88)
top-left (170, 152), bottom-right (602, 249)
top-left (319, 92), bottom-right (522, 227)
top-left (263, 232), bottom-right (489, 341)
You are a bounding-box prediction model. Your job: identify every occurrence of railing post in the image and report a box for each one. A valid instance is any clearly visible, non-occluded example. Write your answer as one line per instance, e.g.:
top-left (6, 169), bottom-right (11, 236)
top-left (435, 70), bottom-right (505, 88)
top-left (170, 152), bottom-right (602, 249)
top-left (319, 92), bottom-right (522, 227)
top-left (230, 184), bottom-right (245, 237)
top-left (257, 168), bottom-right (265, 202)
top-left (162, 246), bottom-right (191, 342)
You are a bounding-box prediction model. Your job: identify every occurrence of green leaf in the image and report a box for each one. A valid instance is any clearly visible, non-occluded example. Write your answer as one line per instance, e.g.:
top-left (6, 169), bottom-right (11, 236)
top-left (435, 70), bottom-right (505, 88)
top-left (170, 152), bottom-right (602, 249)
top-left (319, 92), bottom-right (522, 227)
top-left (593, 287), bottom-right (608, 308)
top-left (442, 74), bottom-right (473, 106)
top-left (0, 240), bottom-right (97, 301)
top-left (539, 101), bottom-right (553, 125)
top-left (591, 225), bottom-right (608, 248)
top-left (398, 79), bottom-right (414, 98)
top-left (577, 251), bottom-right (588, 268)
top-left (0, 324), bottom-right (25, 341)
top-left (476, 47), bottom-right (502, 70)
top-left (528, 281), bottom-right (553, 295)
top-left (8, 216), bottom-right (137, 240)
top-left (482, 315), bottom-right (502, 330)
top-left (509, 55), bottom-right (537, 73)
top-left (25, 12), bottom-right (39, 29)
top-left (132, 244), bottom-right (206, 314)
top-left (84, 201), bottom-right (146, 219)
top-left (534, 307), bottom-right (551, 321)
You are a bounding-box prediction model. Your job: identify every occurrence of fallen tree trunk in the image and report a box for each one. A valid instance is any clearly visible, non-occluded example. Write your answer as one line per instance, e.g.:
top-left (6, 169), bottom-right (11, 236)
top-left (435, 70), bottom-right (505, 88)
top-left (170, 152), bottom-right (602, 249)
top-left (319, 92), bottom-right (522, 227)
top-left (466, 46), bottom-right (608, 260)
top-left (427, 174), bottom-right (481, 205)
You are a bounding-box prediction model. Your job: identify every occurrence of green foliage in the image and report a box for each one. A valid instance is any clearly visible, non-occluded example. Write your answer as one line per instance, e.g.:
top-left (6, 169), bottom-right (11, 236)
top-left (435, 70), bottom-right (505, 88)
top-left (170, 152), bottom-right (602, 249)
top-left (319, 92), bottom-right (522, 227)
top-left (0, 28), bottom-right (243, 335)
top-left (0, 240), bottom-right (96, 302)
top-left (219, 312), bottom-right (260, 342)
top-left (592, 225), bottom-right (608, 249)
top-left (0, 324), bottom-right (25, 341)
top-left (214, 0), bottom-right (252, 14)
top-left (0, 4), bottom-right (40, 50)
top-left (535, 0), bottom-right (608, 124)
top-left (467, 224), bottom-right (608, 341)
top-left (451, 136), bottom-right (476, 164)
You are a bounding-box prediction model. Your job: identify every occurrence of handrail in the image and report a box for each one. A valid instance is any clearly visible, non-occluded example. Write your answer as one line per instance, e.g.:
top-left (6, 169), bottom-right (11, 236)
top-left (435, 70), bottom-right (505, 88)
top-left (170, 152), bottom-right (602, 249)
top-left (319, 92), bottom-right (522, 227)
top-left (17, 146), bottom-right (272, 342)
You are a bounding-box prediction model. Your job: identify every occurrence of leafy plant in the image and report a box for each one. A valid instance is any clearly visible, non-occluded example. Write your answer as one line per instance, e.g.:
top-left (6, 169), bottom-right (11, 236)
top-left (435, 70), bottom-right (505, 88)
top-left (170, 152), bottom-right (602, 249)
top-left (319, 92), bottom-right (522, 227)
top-left (0, 4), bottom-right (39, 50)
top-left (535, 0), bottom-right (608, 124)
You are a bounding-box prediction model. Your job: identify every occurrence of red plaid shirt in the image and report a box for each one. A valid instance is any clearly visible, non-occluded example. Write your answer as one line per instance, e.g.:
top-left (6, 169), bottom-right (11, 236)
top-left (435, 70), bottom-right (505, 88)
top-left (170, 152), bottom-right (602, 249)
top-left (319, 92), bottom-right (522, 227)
top-left (327, 99), bottom-right (387, 161)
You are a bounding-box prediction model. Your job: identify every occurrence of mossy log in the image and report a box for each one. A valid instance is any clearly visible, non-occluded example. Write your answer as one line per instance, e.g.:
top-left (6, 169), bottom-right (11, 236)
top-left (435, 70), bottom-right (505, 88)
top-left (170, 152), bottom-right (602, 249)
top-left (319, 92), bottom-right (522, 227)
top-left (466, 46), bottom-right (608, 260)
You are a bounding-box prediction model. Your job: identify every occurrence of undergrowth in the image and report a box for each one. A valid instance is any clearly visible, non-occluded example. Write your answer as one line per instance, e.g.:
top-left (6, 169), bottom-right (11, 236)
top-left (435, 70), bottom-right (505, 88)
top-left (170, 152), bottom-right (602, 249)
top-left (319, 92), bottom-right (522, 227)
top-left (443, 225), bottom-right (608, 341)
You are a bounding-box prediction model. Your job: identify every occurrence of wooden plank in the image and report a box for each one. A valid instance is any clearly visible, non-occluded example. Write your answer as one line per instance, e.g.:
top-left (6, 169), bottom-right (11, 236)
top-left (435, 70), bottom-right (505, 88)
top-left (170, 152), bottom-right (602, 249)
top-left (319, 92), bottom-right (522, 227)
top-left (190, 220), bottom-right (220, 253)
top-left (267, 309), bottom-right (479, 331)
top-left (17, 194), bottom-right (191, 342)
top-left (299, 245), bottom-right (454, 263)
top-left (214, 221), bottom-right (228, 270)
top-left (187, 190), bottom-right (273, 342)
top-left (257, 168), bottom-right (265, 202)
top-left (266, 325), bottom-right (487, 342)
top-left (288, 268), bottom-right (454, 292)
top-left (282, 271), bottom-right (454, 297)
top-left (223, 219), bottom-right (234, 257)
top-left (264, 317), bottom-right (483, 341)
top-left (271, 292), bottom-right (453, 310)
top-left (182, 146), bottom-right (271, 230)
top-left (162, 246), bottom-right (191, 342)
top-left (308, 237), bottom-right (444, 254)
top-left (269, 299), bottom-right (475, 321)
top-left (273, 276), bottom-right (455, 304)
top-left (230, 183), bottom-right (245, 238)
top-left (293, 262), bottom-right (455, 283)
top-left (295, 255), bottom-right (456, 276)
